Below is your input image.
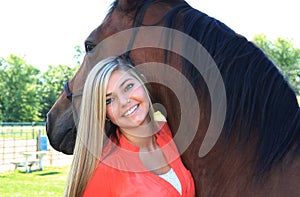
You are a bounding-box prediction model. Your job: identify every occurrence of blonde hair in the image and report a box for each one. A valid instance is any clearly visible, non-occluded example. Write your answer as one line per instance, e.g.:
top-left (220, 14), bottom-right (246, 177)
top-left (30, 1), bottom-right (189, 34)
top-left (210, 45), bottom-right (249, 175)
top-left (64, 56), bottom-right (156, 197)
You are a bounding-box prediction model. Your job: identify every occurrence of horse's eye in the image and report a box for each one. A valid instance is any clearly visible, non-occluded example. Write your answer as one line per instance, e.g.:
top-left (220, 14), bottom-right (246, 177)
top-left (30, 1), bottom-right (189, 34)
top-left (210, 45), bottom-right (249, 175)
top-left (85, 41), bottom-right (96, 53)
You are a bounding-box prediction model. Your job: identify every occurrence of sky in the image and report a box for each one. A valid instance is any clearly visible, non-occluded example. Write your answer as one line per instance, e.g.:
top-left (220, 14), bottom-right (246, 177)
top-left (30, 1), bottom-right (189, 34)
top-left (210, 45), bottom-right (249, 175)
top-left (0, 0), bottom-right (299, 71)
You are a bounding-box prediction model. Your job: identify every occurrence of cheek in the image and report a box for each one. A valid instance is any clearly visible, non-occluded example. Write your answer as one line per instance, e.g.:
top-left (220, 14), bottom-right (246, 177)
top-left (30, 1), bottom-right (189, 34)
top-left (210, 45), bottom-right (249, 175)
top-left (106, 106), bottom-right (122, 126)
top-left (106, 106), bottom-right (117, 120)
top-left (142, 91), bottom-right (150, 108)
top-left (133, 87), bottom-right (149, 101)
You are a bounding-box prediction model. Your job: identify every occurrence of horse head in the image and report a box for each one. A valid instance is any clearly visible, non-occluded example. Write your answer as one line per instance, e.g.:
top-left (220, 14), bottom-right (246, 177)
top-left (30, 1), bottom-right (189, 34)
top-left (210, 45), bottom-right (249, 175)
top-left (47, 0), bottom-right (191, 154)
top-left (46, 0), bottom-right (300, 196)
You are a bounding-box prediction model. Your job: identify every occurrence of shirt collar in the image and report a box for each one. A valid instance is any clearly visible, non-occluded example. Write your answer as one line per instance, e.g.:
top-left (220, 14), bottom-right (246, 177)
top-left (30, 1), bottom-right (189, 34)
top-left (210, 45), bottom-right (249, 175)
top-left (116, 122), bottom-right (167, 152)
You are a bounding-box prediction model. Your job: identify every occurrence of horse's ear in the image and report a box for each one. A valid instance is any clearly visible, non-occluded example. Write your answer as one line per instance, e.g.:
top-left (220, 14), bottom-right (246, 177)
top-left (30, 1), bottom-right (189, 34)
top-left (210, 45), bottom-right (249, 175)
top-left (118, 0), bottom-right (138, 10)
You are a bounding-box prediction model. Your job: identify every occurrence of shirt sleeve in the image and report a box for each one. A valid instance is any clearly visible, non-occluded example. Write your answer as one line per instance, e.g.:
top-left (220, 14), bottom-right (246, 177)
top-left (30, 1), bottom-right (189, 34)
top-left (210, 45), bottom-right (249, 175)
top-left (159, 121), bottom-right (173, 138)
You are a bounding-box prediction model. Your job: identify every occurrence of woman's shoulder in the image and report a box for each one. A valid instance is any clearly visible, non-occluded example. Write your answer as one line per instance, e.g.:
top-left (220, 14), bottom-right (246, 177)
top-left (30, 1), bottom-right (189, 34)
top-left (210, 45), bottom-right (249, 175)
top-left (83, 162), bottom-right (114, 196)
top-left (154, 110), bottom-right (173, 136)
top-left (93, 161), bottom-right (114, 177)
top-left (157, 121), bottom-right (172, 137)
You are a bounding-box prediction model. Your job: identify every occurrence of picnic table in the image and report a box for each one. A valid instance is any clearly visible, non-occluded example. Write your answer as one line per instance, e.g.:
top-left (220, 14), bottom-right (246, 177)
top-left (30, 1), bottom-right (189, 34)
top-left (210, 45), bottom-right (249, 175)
top-left (12, 151), bottom-right (48, 172)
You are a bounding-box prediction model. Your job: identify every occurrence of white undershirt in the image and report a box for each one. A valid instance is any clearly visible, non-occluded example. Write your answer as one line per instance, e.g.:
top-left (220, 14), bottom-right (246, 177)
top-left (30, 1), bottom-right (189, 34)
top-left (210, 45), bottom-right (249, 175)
top-left (158, 168), bottom-right (182, 195)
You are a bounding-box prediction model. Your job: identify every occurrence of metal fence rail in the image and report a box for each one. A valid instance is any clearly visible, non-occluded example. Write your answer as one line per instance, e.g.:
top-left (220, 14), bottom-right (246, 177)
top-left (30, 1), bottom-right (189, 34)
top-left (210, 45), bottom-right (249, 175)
top-left (0, 122), bottom-right (73, 172)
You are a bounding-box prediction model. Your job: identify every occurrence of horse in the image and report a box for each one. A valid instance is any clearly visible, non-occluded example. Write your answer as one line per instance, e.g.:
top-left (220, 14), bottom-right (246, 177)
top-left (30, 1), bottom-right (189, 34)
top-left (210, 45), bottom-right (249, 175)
top-left (46, 0), bottom-right (300, 196)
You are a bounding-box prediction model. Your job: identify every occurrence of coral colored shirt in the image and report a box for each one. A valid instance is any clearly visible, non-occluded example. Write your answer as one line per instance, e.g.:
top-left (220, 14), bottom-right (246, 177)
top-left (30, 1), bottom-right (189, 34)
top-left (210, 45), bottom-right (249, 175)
top-left (83, 122), bottom-right (195, 197)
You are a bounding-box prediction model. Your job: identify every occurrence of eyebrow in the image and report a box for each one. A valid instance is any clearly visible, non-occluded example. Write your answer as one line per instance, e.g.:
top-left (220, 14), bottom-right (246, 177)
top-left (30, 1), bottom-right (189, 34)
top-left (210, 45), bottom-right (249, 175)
top-left (106, 78), bottom-right (133, 97)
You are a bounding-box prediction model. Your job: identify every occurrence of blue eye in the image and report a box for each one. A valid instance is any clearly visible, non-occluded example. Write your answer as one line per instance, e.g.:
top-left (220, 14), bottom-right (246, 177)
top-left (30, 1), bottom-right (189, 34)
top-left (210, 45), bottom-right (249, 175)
top-left (106, 98), bottom-right (114, 105)
top-left (125, 83), bottom-right (134, 91)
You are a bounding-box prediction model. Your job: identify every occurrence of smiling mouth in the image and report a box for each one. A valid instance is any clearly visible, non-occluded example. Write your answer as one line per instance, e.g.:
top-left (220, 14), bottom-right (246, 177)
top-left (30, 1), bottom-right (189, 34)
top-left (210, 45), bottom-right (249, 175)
top-left (123, 104), bottom-right (138, 117)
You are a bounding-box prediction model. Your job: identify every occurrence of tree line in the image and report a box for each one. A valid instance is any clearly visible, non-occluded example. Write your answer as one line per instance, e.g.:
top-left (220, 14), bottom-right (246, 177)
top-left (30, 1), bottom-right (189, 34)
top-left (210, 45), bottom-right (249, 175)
top-left (254, 34), bottom-right (300, 95)
top-left (0, 36), bottom-right (299, 122)
top-left (0, 46), bottom-right (83, 122)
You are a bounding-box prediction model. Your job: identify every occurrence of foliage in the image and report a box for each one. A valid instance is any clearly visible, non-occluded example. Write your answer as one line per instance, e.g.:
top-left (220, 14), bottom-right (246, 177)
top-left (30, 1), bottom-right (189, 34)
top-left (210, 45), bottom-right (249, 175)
top-left (37, 65), bottom-right (76, 121)
top-left (253, 34), bottom-right (300, 95)
top-left (0, 55), bottom-right (41, 122)
top-left (73, 45), bottom-right (85, 67)
top-left (0, 47), bottom-right (80, 122)
top-left (0, 165), bottom-right (69, 197)
top-left (36, 45), bottom-right (83, 120)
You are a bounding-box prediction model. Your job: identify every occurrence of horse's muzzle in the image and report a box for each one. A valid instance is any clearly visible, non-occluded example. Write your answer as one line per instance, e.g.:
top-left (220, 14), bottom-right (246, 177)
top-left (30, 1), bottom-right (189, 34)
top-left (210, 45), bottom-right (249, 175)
top-left (46, 112), bottom-right (76, 155)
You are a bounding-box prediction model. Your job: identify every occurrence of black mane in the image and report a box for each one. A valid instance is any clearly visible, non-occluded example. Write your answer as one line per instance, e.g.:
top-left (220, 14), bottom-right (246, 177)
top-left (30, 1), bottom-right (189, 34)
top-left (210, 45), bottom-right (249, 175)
top-left (114, 0), bottom-right (300, 175)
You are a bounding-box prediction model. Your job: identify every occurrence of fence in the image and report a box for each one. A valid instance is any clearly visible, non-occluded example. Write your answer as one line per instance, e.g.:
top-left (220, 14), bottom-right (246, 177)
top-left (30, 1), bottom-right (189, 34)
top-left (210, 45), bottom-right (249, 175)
top-left (0, 122), bottom-right (73, 172)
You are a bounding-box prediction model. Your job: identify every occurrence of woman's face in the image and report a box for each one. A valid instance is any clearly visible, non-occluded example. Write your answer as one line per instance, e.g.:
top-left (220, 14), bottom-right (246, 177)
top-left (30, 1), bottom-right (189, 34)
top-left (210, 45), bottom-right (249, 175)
top-left (106, 69), bottom-right (150, 130)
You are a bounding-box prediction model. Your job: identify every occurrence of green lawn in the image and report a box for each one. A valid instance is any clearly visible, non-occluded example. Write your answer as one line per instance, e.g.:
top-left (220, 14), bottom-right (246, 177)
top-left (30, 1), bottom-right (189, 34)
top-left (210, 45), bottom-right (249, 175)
top-left (0, 165), bottom-right (70, 197)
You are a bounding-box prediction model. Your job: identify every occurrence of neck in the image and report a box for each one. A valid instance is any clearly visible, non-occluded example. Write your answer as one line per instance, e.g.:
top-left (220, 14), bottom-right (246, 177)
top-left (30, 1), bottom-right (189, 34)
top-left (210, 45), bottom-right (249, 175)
top-left (120, 121), bottom-right (159, 150)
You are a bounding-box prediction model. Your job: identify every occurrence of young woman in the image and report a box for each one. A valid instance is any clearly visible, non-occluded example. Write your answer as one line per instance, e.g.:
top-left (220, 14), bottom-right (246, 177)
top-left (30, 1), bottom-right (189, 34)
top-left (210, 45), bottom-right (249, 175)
top-left (64, 56), bottom-right (195, 197)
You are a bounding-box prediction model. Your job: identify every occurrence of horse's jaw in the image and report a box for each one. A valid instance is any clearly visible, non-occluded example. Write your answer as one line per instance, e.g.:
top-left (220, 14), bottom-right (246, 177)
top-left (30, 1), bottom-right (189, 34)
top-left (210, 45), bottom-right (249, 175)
top-left (46, 107), bottom-right (76, 155)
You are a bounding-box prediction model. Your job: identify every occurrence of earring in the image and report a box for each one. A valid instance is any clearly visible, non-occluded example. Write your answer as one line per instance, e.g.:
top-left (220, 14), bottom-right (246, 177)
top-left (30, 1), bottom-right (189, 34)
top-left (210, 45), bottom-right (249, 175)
top-left (127, 99), bottom-right (130, 103)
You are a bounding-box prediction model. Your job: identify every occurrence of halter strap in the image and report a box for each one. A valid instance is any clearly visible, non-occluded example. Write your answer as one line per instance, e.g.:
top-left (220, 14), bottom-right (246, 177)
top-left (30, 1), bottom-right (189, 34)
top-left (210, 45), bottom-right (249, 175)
top-left (64, 81), bottom-right (83, 102)
top-left (64, 81), bottom-right (73, 101)
top-left (63, 81), bottom-right (82, 126)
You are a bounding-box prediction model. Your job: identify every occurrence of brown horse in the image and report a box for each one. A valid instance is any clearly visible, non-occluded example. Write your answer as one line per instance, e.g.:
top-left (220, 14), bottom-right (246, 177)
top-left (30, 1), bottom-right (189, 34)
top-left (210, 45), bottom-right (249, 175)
top-left (46, 0), bottom-right (300, 196)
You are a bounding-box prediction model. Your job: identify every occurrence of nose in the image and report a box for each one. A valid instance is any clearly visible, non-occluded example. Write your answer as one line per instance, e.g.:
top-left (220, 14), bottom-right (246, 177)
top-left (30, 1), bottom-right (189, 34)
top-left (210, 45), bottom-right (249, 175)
top-left (119, 94), bottom-right (130, 105)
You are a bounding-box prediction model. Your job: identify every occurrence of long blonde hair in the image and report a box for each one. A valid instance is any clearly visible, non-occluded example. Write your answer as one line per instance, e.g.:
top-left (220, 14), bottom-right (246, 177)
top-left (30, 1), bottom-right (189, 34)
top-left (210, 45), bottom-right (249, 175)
top-left (64, 56), bottom-right (156, 197)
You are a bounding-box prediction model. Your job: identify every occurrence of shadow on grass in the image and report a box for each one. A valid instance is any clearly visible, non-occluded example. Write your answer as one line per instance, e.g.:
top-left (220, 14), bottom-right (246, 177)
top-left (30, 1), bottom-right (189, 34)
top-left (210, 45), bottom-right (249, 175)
top-left (38, 172), bottom-right (61, 176)
top-left (16, 169), bottom-right (61, 176)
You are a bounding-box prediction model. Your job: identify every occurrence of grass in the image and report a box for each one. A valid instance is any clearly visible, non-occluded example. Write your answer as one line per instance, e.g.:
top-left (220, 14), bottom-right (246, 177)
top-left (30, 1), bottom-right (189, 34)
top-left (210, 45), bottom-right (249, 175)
top-left (0, 165), bottom-right (70, 197)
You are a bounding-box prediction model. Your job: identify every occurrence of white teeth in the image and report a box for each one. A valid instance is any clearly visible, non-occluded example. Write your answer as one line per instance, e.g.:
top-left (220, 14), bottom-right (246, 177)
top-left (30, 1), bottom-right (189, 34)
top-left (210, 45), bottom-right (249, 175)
top-left (124, 105), bottom-right (138, 116)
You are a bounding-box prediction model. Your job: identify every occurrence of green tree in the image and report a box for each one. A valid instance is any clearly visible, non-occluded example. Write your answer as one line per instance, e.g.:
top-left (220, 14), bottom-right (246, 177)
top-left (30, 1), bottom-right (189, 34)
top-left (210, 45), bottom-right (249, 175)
top-left (73, 45), bottom-right (85, 67)
top-left (37, 64), bottom-right (76, 120)
top-left (0, 55), bottom-right (41, 122)
top-left (0, 57), bottom-right (5, 119)
top-left (253, 34), bottom-right (300, 95)
top-left (0, 46), bottom-right (81, 122)
top-left (37, 45), bottom-right (82, 120)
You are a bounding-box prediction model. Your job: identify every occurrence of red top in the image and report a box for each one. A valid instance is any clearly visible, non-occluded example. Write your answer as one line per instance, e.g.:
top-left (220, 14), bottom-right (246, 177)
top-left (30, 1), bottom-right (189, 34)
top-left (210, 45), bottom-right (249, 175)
top-left (83, 122), bottom-right (195, 197)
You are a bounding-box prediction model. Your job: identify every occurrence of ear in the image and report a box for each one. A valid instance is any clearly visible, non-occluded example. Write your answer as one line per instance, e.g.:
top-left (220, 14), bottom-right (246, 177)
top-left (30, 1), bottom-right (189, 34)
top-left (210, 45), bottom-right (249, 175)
top-left (118, 0), bottom-right (139, 11)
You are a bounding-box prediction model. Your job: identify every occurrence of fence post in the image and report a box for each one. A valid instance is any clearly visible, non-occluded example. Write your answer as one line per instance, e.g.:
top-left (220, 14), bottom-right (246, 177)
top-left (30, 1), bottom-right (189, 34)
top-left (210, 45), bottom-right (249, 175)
top-left (32, 122), bottom-right (35, 139)
top-left (50, 151), bottom-right (53, 166)
top-left (0, 122), bottom-right (48, 169)
top-left (37, 130), bottom-right (41, 151)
